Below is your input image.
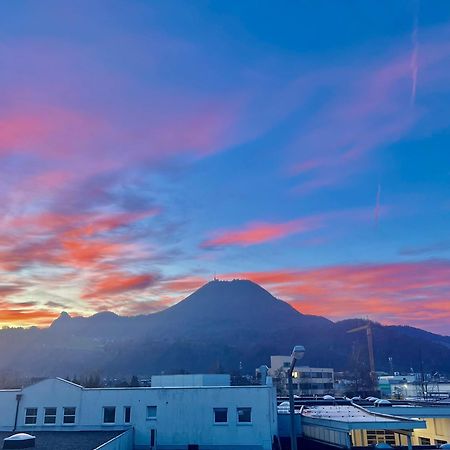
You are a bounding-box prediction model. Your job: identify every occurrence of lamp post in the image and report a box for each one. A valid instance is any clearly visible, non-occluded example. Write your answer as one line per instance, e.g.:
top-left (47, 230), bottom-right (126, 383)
top-left (288, 345), bottom-right (305, 450)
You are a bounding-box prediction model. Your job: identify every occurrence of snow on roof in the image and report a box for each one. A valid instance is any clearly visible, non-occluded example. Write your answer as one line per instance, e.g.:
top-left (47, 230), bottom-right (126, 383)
top-left (301, 405), bottom-right (406, 423)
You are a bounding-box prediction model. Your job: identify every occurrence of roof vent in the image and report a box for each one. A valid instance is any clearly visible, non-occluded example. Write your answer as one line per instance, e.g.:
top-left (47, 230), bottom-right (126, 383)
top-left (3, 433), bottom-right (35, 449)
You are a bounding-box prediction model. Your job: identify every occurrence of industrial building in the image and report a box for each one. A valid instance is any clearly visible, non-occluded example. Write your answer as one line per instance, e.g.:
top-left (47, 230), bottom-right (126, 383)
top-left (269, 355), bottom-right (334, 396)
top-left (378, 374), bottom-right (450, 400)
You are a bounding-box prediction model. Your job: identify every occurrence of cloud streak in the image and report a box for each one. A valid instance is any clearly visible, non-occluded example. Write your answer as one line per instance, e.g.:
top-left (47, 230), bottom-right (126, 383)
top-left (375, 184), bottom-right (381, 227)
top-left (286, 23), bottom-right (450, 194)
top-left (201, 218), bottom-right (323, 248)
top-left (410, 0), bottom-right (420, 105)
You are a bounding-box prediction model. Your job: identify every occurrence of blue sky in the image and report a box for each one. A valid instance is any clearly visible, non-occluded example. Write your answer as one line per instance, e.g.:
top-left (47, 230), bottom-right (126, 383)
top-left (0, 0), bottom-right (449, 333)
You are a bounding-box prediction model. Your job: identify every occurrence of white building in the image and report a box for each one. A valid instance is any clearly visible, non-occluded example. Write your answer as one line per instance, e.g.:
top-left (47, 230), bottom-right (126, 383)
top-left (269, 356), bottom-right (334, 396)
top-left (0, 376), bottom-right (278, 450)
top-left (378, 375), bottom-right (450, 400)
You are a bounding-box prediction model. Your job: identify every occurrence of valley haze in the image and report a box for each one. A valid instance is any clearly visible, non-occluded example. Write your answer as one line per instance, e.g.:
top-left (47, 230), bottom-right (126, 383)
top-left (1, 280), bottom-right (449, 378)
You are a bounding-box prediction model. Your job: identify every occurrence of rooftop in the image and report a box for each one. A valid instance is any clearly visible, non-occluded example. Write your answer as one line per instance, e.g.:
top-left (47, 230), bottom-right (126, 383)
top-left (302, 405), bottom-right (401, 423)
top-left (0, 431), bottom-right (124, 450)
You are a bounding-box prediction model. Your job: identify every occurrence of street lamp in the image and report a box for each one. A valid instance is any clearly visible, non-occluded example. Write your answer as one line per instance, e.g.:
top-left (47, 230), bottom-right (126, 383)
top-left (288, 345), bottom-right (305, 450)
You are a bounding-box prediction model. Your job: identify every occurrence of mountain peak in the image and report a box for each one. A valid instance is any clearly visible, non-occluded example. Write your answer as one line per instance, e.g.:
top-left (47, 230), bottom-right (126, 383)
top-left (187, 278), bottom-right (279, 305)
top-left (91, 311), bottom-right (119, 319)
top-left (58, 311), bottom-right (71, 320)
top-left (49, 311), bottom-right (72, 328)
top-left (161, 277), bottom-right (305, 326)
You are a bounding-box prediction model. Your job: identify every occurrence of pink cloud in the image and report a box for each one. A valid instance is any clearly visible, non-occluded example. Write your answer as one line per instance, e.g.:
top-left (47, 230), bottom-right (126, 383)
top-left (201, 207), bottom-right (378, 249)
top-left (82, 272), bottom-right (156, 299)
top-left (201, 217), bottom-right (323, 248)
top-left (0, 108), bottom-right (105, 158)
top-left (220, 260), bottom-right (450, 334)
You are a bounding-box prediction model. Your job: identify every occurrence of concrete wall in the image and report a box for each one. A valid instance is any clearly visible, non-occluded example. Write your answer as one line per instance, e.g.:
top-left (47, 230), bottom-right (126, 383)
top-left (0, 390), bottom-right (20, 430)
top-left (0, 378), bottom-right (278, 450)
top-left (151, 374), bottom-right (231, 387)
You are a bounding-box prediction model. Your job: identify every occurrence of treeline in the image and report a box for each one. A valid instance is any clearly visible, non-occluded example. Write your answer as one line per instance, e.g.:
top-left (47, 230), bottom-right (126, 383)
top-left (65, 374), bottom-right (141, 388)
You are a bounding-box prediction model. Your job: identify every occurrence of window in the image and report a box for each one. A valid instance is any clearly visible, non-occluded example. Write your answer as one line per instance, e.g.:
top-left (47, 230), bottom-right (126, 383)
top-left (146, 406), bottom-right (157, 420)
top-left (25, 408), bottom-right (38, 425)
top-left (63, 407), bottom-right (76, 424)
top-left (435, 440), bottom-right (447, 446)
top-left (214, 408), bottom-right (228, 423)
top-left (237, 407), bottom-right (251, 423)
top-left (367, 430), bottom-right (395, 446)
top-left (44, 407), bottom-right (57, 424)
top-left (418, 437), bottom-right (431, 445)
top-left (103, 406), bottom-right (116, 424)
top-left (124, 406), bottom-right (131, 423)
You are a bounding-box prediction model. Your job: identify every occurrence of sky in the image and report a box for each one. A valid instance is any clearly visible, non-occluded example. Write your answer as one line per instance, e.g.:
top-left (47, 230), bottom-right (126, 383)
top-left (0, 0), bottom-right (449, 334)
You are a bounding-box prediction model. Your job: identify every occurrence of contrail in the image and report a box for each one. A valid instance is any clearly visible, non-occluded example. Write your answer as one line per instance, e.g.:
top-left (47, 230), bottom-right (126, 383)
top-left (410, 0), bottom-right (419, 105)
top-left (375, 183), bottom-right (381, 227)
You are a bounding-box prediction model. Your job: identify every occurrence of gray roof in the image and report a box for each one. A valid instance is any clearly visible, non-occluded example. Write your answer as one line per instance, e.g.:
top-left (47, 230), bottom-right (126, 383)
top-left (0, 431), bottom-right (124, 450)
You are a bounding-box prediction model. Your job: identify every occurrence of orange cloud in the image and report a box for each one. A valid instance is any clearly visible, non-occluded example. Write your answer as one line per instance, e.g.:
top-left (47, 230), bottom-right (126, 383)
top-left (0, 209), bottom-right (157, 272)
top-left (82, 272), bottom-right (156, 299)
top-left (0, 309), bottom-right (60, 328)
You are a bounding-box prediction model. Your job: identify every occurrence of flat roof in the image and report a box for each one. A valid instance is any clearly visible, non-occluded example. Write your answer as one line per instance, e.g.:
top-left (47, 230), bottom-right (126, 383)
top-left (299, 404), bottom-right (426, 432)
top-left (302, 405), bottom-right (402, 423)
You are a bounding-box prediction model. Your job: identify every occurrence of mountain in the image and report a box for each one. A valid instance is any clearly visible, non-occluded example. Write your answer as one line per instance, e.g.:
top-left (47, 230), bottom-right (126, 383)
top-left (0, 279), bottom-right (449, 378)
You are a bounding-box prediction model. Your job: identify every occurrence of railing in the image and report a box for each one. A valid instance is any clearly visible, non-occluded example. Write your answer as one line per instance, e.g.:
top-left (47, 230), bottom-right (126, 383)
top-left (94, 428), bottom-right (134, 450)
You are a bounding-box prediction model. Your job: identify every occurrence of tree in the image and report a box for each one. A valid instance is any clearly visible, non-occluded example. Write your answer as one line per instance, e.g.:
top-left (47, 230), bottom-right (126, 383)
top-left (130, 375), bottom-right (140, 387)
top-left (273, 368), bottom-right (288, 396)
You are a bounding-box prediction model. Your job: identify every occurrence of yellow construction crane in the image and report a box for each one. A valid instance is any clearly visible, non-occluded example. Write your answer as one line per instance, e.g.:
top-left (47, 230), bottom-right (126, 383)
top-left (347, 321), bottom-right (376, 387)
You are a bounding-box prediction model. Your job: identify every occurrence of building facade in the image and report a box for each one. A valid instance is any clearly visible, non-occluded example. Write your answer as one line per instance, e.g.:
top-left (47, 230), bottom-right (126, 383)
top-left (0, 377), bottom-right (278, 450)
top-left (368, 403), bottom-right (450, 447)
top-left (269, 356), bottom-right (334, 396)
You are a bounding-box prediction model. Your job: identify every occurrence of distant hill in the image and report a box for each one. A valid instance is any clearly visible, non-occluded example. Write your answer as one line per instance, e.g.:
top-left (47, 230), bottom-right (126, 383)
top-left (0, 279), bottom-right (449, 378)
